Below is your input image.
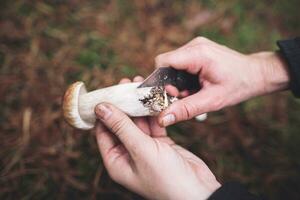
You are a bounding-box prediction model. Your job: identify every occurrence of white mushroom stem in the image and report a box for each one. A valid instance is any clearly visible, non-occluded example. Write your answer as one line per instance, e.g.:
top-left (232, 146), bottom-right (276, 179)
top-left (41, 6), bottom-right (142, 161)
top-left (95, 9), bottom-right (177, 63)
top-left (63, 82), bottom-right (172, 130)
top-left (79, 82), bottom-right (154, 123)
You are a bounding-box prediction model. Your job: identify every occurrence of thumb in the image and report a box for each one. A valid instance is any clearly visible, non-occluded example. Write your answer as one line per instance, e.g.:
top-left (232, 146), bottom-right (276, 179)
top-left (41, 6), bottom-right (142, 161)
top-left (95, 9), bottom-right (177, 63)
top-left (158, 89), bottom-right (218, 126)
top-left (95, 103), bottom-right (152, 158)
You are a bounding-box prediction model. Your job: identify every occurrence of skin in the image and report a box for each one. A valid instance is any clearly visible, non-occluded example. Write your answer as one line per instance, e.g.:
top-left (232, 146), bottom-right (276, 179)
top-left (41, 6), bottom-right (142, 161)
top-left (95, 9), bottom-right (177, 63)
top-left (95, 37), bottom-right (290, 199)
top-left (95, 77), bottom-right (221, 200)
top-left (155, 37), bottom-right (289, 126)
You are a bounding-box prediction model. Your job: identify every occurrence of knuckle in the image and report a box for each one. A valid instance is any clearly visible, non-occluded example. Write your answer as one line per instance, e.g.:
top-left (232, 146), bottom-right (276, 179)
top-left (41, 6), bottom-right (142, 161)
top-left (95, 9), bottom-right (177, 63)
top-left (190, 37), bottom-right (213, 54)
top-left (210, 96), bottom-right (225, 111)
top-left (195, 43), bottom-right (206, 52)
top-left (155, 54), bottom-right (164, 65)
top-left (181, 103), bottom-right (191, 120)
top-left (110, 117), bottom-right (127, 136)
top-left (194, 36), bottom-right (208, 44)
top-left (179, 101), bottom-right (198, 120)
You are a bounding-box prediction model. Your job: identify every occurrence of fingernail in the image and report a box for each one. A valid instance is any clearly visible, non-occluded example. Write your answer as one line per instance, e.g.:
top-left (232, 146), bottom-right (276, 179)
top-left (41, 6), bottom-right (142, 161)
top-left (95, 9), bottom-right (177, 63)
top-left (162, 114), bottom-right (175, 126)
top-left (95, 104), bottom-right (112, 120)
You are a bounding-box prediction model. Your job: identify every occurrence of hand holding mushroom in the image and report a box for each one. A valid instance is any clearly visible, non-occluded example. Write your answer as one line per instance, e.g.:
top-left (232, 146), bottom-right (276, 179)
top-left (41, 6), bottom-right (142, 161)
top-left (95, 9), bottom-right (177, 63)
top-left (92, 77), bottom-right (220, 200)
top-left (95, 102), bottom-right (220, 200)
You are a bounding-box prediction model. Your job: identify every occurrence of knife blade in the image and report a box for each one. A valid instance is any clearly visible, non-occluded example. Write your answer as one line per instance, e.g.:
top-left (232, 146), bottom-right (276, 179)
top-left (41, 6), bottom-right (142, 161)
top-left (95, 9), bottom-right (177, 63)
top-left (138, 67), bottom-right (201, 91)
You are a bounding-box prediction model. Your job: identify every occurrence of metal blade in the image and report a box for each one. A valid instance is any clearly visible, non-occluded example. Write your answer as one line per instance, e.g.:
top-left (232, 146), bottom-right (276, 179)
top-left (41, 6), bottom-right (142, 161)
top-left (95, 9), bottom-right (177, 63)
top-left (138, 67), bottom-right (200, 91)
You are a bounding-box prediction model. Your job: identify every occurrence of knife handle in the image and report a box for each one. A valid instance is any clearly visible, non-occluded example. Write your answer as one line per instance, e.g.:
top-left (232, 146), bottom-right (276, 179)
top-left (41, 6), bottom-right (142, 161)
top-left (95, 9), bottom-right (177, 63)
top-left (174, 69), bottom-right (201, 92)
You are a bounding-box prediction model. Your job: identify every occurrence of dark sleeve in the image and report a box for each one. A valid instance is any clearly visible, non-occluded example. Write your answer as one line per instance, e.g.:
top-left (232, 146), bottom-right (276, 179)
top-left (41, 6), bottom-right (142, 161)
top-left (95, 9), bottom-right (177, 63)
top-left (207, 182), bottom-right (263, 200)
top-left (277, 37), bottom-right (300, 97)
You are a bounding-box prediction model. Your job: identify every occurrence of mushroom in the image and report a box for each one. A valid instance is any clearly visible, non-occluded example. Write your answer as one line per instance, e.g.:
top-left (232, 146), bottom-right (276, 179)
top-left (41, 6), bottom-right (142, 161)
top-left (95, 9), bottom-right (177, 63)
top-left (62, 81), bottom-right (176, 130)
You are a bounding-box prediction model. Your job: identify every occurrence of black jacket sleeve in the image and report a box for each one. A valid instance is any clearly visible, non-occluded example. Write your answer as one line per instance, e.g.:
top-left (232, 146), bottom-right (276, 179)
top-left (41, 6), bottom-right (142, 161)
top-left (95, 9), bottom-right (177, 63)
top-left (207, 182), bottom-right (262, 200)
top-left (277, 37), bottom-right (300, 97)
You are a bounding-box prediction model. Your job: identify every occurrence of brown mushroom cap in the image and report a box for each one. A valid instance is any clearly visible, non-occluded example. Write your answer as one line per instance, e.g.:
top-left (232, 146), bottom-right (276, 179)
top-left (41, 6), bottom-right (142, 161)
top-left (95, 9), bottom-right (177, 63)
top-left (62, 81), bottom-right (94, 130)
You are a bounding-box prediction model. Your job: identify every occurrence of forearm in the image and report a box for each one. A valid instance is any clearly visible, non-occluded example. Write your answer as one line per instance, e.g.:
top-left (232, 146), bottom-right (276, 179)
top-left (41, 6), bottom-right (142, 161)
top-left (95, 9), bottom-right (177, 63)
top-left (249, 37), bottom-right (300, 98)
top-left (248, 51), bottom-right (290, 96)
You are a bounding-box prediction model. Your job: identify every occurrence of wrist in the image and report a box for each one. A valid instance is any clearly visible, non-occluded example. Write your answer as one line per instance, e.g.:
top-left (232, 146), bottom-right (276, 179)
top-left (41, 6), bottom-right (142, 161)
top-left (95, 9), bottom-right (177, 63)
top-left (188, 180), bottom-right (221, 200)
top-left (248, 51), bottom-right (290, 95)
top-left (164, 181), bottom-right (221, 200)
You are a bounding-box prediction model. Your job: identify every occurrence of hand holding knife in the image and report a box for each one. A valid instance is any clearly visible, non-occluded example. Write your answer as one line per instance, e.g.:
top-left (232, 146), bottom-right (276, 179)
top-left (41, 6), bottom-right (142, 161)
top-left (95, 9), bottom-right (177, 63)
top-left (139, 67), bottom-right (207, 122)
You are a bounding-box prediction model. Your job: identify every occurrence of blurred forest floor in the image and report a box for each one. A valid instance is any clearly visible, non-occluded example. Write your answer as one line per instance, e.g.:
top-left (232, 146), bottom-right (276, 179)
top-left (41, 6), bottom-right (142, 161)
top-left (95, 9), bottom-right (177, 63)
top-left (1, 0), bottom-right (300, 199)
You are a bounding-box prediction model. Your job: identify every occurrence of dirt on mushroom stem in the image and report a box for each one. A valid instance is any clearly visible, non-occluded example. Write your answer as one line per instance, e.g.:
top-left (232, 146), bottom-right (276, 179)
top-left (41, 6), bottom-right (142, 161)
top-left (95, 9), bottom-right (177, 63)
top-left (139, 86), bottom-right (176, 115)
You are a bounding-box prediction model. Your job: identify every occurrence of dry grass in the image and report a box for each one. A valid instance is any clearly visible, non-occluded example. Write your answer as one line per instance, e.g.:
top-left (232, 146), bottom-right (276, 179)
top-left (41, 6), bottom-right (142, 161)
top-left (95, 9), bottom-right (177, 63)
top-left (1, 0), bottom-right (300, 199)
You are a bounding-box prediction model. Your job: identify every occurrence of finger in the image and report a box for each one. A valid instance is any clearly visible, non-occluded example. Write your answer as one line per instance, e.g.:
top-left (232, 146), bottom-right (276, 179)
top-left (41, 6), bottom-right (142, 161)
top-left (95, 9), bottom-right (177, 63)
top-left (156, 136), bottom-right (175, 145)
top-left (172, 144), bottom-right (217, 180)
top-left (155, 47), bottom-right (208, 74)
top-left (155, 39), bottom-right (212, 74)
top-left (172, 145), bottom-right (207, 166)
top-left (119, 78), bottom-right (131, 84)
top-left (184, 36), bottom-right (217, 48)
top-left (95, 103), bottom-right (153, 158)
top-left (148, 117), bottom-right (167, 137)
top-left (132, 117), bottom-right (151, 135)
top-left (165, 85), bottom-right (179, 97)
top-left (158, 88), bottom-right (220, 126)
top-left (155, 37), bottom-right (212, 68)
top-left (179, 90), bottom-right (190, 98)
top-left (133, 75), bottom-right (144, 82)
top-left (96, 126), bottom-right (134, 186)
top-left (155, 49), bottom-right (206, 74)
top-left (95, 121), bottom-right (119, 159)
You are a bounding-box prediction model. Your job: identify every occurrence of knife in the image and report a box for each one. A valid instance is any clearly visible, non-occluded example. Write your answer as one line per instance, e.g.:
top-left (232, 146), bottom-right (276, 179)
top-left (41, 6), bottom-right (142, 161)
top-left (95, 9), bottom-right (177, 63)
top-left (138, 67), bottom-right (207, 121)
top-left (138, 67), bottom-right (201, 91)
